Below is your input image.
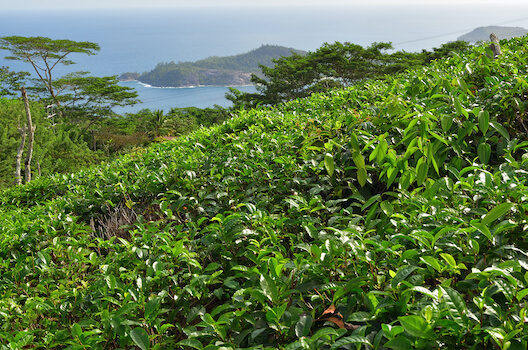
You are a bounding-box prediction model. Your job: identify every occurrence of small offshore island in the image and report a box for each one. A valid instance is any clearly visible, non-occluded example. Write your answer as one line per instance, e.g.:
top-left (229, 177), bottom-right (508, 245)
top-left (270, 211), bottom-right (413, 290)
top-left (120, 44), bottom-right (306, 88)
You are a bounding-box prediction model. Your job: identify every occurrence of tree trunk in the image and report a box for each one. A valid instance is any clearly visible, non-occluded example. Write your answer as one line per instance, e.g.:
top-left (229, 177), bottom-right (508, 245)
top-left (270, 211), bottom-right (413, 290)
top-left (15, 126), bottom-right (27, 185)
top-left (21, 87), bottom-right (36, 183)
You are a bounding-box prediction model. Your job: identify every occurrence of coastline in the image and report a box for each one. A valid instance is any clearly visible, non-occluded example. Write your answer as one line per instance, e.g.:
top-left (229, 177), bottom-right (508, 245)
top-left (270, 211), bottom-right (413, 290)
top-left (119, 80), bottom-right (255, 89)
top-left (114, 82), bottom-right (258, 113)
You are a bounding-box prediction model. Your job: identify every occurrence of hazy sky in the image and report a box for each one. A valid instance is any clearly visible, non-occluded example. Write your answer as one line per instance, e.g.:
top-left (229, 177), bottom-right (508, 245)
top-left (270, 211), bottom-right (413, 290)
top-left (5, 0), bottom-right (528, 9)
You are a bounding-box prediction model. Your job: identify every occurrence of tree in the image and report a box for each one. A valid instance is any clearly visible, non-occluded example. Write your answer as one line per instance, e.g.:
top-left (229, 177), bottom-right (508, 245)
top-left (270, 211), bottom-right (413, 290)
top-left (0, 36), bottom-right (100, 103)
top-left (0, 37), bottom-right (138, 119)
top-left (50, 72), bottom-right (139, 128)
top-left (228, 41), bottom-right (423, 107)
top-left (0, 36), bottom-right (139, 155)
top-left (420, 40), bottom-right (472, 63)
top-left (20, 87), bottom-right (35, 184)
top-left (0, 97), bottom-right (104, 188)
top-left (0, 66), bottom-right (29, 97)
top-left (227, 40), bottom-right (471, 109)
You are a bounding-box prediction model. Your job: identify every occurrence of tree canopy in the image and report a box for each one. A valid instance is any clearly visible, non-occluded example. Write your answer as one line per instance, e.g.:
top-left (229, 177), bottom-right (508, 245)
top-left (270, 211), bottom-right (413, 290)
top-left (0, 36), bottom-right (100, 101)
top-left (227, 40), bottom-right (472, 108)
top-left (50, 73), bottom-right (139, 127)
top-left (0, 66), bottom-right (28, 97)
top-left (0, 36), bottom-right (139, 186)
top-left (0, 36), bottom-right (138, 124)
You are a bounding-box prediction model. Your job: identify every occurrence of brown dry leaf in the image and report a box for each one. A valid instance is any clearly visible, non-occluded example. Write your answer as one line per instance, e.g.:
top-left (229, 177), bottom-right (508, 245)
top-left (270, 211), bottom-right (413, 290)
top-left (321, 304), bottom-right (337, 316)
top-left (316, 304), bottom-right (360, 331)
top-left (323, 316), bottom-right (345, 328)
top-left (319, 304), bottom-right (344, 320)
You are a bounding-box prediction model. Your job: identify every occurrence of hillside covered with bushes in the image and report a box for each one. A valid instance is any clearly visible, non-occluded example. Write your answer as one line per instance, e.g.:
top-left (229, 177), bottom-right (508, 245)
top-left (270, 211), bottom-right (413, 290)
top-left (130, 45), bottom-right (306, 87)
top-left (1, 35), bottom-right (528, 349)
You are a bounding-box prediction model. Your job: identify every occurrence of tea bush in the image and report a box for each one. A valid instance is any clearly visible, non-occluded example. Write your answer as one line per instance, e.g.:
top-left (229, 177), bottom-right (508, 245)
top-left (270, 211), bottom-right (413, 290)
top-left (1, 36), bottom-right (528, 349)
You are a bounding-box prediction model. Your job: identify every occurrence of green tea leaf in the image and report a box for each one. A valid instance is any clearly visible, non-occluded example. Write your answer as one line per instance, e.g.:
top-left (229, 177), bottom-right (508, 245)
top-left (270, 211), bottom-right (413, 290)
top-left (420, 256), bottom-right (443, 273)
top-left (408, 286), bottom-right (438, 300)
top-left (105, 275), bottom-right (117, 290)
top-left (453, 97), bottom-right (468, 118)
top-left (516, 288), bottom-right (528, 301)
top-left (440, 286), bottom-right (468, 328)
top-left (324, 153), bottom-right (334, 177)
top-left (130, 327), bottom-right (150, 350)
top-left (471, 222), bottom-right (493, 241)
top-left (382, 324), bottom-right (404, 339)
top-left (330, 335), bottom-right (372, 349)
top-left (350, 133), bottom-right (360, 152)
top-left (260, 274), bottom-right (278, 304)
top-left (380, 201), bottom-right (394, 217)
top-left (478, 110), bottom-right (490, 134)
top-left (416, 156), bottom-right (428, 186)
top-left (440, 253), bottom-right (457, 268)
top-left (457, 77), bottom-right (468, 94)
top-left (398, 315), bottom-right (435, 339)
top-left (384, 336), bottom-right (414, 350)
top-left (391, 265), bottom-right (419, 289)
top-left (477, 142), bottom-right (491, 164)
top-left (310, 327), bottom-right (340, 341)
top-left (441, 115), bottom-right (453, 132)
top-left (482, 203), bottom-right (515, 226)
top-left (71, 323), bottom-right (82, 337)
top-left (490, 121), bottom-right (510, 141)
top-left (144, 297), bottom-right (161, 319)
top-left (266, 304), bottom-right (287, 324)
top-left (495, 278), bottom-right (515, 301)
top-left (177, 339), bottom-right (203, 350)
top-left (202, 313), bottom-right (215, 326)
top-left (295, 315), bottom-right (313, 338)
top-left (361, 194), bottom-right (380, 211)
top-left (353, 153), bottom-right (367, 187)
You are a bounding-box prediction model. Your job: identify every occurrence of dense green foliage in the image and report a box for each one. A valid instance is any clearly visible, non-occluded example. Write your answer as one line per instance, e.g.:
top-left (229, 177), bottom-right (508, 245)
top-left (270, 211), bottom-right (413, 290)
top-left (95, 106), bottom-right (231, 150)
top-left (49, 73), bottom-right (139, 126)
top-left (0, 101), bottom-right (231, 187)
top-left (0, 36), bottom-right (140, 127)
top-left (136, 45), bottom-right (305, 87)
top-left (0, 98), bottom-right (103, 188)
top-left (1, 36), bottom-right (528, 350)
top-left (0, 36), bottom-right (101, 101)
top-left (227, 41), bottom-right (472, 108)
top-left (0, 66), bottom-right (29, 97)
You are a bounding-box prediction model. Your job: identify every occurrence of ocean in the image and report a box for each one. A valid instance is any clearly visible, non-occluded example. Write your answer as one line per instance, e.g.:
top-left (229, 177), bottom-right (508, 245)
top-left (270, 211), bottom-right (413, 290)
top-left (1, 5), bottom-right (528, 113)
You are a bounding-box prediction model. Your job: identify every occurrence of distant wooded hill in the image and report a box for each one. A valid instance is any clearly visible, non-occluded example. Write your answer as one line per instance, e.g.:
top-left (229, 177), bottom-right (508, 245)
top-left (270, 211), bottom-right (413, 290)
top-left (121, 45), bottom-right (306, 87)
top-left (457, 25), bottom-right (528, 43)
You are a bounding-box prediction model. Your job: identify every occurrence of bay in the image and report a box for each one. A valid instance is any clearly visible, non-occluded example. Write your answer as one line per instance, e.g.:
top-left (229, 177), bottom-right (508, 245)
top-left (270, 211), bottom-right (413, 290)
top-left (1, 5), bottom-right (528, 113)
top-left (116, 82), bottom-right (256, 113)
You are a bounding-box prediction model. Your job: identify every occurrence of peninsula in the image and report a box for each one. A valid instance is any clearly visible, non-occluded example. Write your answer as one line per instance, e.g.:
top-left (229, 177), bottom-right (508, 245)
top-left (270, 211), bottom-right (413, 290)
top-left (120, 44), bottom-right (306, 88)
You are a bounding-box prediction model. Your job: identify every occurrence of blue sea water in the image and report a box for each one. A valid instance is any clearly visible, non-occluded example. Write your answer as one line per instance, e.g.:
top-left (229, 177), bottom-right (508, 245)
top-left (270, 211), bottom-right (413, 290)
top-left (1, 5), bottom-right (528, 113)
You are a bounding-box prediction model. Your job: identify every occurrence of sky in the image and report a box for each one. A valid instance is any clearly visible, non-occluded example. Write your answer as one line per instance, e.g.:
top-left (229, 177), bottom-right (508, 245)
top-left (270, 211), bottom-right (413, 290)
top-left (4, 0), bottom-right (528, 10)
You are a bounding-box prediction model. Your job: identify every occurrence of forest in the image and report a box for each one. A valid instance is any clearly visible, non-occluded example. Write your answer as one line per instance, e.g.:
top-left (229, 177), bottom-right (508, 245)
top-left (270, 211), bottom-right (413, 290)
top-left (1, 34), bottom-right (528, 349)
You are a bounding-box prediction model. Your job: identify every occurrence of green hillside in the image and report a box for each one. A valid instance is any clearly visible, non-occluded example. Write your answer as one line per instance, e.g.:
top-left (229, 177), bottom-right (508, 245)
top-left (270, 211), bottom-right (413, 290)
top-left (133, 45), bottom-right (306, 87)
top-left (1, 36), bottom-right (528, 349)
top-left (458, 25), bottom-right (528, 43)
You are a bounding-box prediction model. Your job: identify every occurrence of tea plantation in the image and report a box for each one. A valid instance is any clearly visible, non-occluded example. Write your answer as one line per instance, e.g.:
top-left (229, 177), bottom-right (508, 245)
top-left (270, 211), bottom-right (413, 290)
top-left (1, 36), bottom-right (528, 349)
